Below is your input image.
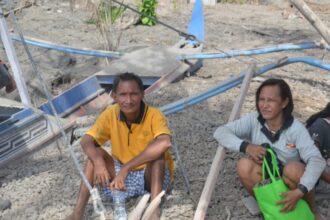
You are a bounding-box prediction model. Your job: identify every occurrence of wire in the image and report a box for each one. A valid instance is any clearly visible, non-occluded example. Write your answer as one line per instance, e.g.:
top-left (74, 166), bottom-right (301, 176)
top-left (112, 0), bottom-right (196, 41)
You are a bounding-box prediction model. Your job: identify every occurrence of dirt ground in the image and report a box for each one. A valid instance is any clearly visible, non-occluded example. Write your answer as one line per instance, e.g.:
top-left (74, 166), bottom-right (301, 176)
top-left (0, 0), bottom-right (330, 219)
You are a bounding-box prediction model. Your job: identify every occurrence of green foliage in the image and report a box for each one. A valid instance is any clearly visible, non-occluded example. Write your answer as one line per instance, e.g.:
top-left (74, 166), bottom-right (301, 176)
top-left (87, 2), bottom-right (125, 25)
top-left (139, 0), bottom-right (157, 26)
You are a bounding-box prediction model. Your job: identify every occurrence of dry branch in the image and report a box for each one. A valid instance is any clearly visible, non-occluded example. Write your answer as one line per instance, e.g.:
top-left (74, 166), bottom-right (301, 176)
top-left (3, 2), bottom-right (34, 17)
top-left (290, 0), bottom-right (330, 45)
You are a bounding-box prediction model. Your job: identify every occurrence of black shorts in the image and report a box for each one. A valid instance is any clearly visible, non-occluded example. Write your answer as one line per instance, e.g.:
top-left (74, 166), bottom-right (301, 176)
top-left (0, 63), bottom-right (10, 89)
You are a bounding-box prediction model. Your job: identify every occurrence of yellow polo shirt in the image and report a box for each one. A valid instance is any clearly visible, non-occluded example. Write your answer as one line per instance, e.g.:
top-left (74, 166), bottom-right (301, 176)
top-left (86, 102), bottom-right (174, 180)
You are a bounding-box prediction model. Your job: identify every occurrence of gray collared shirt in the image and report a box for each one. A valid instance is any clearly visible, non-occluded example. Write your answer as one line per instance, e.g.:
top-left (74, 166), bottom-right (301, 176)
top-left (214, 112), bottom-right (326, 191)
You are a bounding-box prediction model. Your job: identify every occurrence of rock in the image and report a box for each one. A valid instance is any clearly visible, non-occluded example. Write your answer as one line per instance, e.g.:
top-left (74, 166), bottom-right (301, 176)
top-left (0, 199), bottom-right (11, 211)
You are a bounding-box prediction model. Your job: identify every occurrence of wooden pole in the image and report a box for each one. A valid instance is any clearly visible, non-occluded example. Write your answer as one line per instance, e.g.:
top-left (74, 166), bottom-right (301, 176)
top-left (290, 0), bottom-right (330, 45)
top-left (193, 63), bottom-right (256, 220)
top-left (228, 64), bottom-right (255, 121)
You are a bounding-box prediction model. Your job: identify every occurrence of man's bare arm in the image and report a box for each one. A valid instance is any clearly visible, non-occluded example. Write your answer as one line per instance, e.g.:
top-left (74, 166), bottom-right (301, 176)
top-left (125, 134), bottom-right (171, 171)
top-left (80, 134), bottom-right (110, 186)
top-left (80, 134), bottom-right (102, 162)
top-left (110, 134), bottom-right (171, 190)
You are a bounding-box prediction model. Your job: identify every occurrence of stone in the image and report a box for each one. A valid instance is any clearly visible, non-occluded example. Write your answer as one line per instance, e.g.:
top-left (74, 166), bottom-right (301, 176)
top-left (0, 199), bottom-right (11, 211)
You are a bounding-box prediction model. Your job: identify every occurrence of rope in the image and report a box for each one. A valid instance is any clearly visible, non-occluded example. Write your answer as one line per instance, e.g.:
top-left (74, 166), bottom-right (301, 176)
top-left (7, 3), bottom-right (106, 219)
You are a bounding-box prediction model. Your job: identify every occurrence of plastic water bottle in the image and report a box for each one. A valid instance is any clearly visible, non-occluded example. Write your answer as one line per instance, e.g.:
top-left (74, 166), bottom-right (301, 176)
top-left (113, 190), bottom-right (127, 220)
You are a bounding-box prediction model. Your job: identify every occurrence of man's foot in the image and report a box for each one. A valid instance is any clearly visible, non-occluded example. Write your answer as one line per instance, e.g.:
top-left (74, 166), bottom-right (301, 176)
top-left (0, 199), bottom-right (11, 211)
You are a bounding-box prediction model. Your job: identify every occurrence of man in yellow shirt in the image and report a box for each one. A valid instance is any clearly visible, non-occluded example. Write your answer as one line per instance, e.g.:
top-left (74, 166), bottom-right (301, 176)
top-left (67, 72), bottom-right (173, 220)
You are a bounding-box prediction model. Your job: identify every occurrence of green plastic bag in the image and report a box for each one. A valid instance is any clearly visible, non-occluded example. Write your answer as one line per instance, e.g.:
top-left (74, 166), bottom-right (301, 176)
top-left (253, 148), bottom-right (314, 220)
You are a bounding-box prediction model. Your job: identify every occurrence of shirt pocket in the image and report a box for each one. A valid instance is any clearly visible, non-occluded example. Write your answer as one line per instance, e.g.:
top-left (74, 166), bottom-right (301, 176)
top-left (283, 139), bottom-right (299, 159)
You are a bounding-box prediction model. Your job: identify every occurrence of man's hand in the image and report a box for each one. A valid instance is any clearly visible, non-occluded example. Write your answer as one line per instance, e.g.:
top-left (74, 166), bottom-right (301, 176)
top-left (276, 188), bottom-right (304, 212)
top-left (109, 166), bottom-right (129, 191)
top-left (93, 158), bottom-right (110, 187)
top-left (246, 144), bottom-right (267, 164)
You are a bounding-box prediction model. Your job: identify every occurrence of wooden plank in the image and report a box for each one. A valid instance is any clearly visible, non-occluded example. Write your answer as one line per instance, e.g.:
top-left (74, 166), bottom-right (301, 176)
top-left (229, 63), bottom-right (256, 120)
top-left (290, 0), bottom-right (330, 45)
top-left (145, 43), bottom-right (203, 94)
top-left (193, 63), bottom-right (256, 220)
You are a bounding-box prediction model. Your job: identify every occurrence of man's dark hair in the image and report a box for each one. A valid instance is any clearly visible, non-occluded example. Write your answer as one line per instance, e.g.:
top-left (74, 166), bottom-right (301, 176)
top-left (256, 78), bottom-right (294, 120)
top-left (306, 102), bottom-right (330, 128)
top-left (113, 72), bottom-right (144, 93)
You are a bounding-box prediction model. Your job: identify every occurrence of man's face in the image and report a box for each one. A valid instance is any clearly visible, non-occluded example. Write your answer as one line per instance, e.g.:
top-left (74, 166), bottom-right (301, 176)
top-left (257, 85), bottom-right (288, 121)
top-left (113, 80), bottom-right (144, 117)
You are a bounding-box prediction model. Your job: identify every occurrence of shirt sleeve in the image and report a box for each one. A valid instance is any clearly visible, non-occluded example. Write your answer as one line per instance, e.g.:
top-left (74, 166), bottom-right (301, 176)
top-left (308, 118), bottom-right (330, 160)
top-left (85, 108), bottom-right (112, 146)
top-left (308, 119), bottom-right (323, 148)
top-left (295, 121), bottom-right (326, 191)
top-left (213, 112), bottom-right (255, 152)
top-left (151, 109), bottom-right (171, 138)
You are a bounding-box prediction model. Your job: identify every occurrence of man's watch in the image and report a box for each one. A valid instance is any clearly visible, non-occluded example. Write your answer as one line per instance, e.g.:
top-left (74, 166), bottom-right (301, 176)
top-left (297, 184), bottom-right (308, 195)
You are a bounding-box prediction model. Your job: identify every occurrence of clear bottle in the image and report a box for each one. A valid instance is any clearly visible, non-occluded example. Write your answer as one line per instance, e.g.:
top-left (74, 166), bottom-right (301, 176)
top-left (113, 190), bottom-right (127, 220)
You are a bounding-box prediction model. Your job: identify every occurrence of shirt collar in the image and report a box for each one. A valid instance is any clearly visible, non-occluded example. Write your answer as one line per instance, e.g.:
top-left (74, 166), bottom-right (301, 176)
top-left (119, 101), bottom-right (147, 124)
top-left (257, 113), bottom-right (294, 143)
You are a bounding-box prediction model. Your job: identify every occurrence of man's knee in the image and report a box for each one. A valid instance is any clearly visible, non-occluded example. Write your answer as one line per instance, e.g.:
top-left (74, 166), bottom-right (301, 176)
top-left (283, 161), bottom-right (305, 187)
top-left (237, 157), bottom-right (259, 179)
top-left (145, 154), bottom-right (166, 178)
top-left (151, 154), bottom-right (166, 166)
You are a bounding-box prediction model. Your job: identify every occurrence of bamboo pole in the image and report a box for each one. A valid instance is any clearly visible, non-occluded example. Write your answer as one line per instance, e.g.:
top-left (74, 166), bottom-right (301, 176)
top-left (128, 193), bottom-right (150, 220)
top-left (193, 63), bottom-right (256, 220)
top-left (290, 0), bottom-right (330, 45)
top-left (141, 191), bottom-right (165, 220)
